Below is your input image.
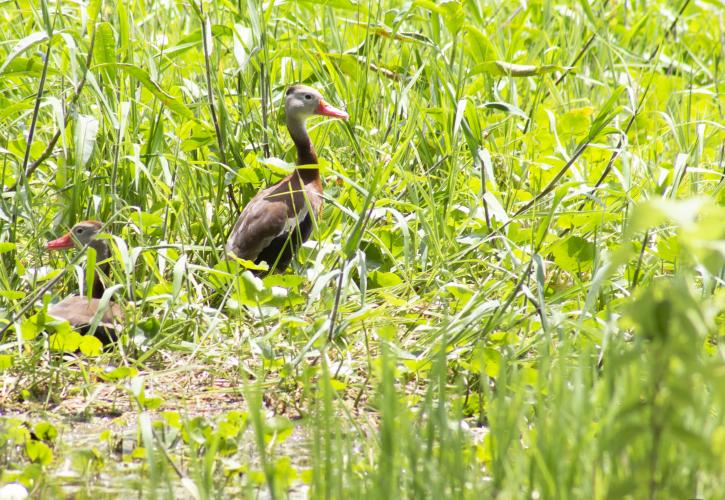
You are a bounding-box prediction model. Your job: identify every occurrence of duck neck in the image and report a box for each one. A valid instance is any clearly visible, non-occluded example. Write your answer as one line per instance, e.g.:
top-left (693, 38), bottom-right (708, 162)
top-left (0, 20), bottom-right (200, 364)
top-left (287, 117), bottom-right (320, 183)
top-left (89, 240), bottom-right (110, 299)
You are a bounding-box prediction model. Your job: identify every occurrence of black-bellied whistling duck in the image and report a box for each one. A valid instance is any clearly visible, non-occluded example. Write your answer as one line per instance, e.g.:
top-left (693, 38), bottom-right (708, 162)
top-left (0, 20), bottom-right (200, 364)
top-left (45, 220), bottom-right (123, 345)
top-left (226, 84), bottom-right (348, 272)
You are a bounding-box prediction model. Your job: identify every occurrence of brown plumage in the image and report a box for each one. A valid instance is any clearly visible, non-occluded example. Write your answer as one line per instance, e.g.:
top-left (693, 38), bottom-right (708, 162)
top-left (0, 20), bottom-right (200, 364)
top-left (46, 220), bottom-right (123, 345)
top-left (226, 85), bottom-right (348, 272)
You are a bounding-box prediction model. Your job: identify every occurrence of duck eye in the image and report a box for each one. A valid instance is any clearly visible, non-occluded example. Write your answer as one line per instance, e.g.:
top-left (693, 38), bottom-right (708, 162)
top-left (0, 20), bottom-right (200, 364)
top-left (304, 94), bottom-right (312, 100)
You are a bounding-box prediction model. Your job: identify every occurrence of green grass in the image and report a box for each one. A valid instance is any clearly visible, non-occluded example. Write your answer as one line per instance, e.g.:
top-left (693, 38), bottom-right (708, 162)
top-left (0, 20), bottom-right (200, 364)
top-left (1, 0), bottom-right (724, 497)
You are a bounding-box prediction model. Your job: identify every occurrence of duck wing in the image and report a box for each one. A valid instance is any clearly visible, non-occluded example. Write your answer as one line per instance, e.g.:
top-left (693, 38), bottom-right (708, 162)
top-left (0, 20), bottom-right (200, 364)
top-left (226, 173), bottom-right (322, 268)
top-left (48, 296), bottom-right (123, 345)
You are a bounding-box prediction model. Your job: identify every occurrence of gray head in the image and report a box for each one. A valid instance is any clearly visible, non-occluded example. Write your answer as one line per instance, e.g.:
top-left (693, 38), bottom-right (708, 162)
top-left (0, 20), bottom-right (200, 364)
top-left (46, 220), bottom-right (113, 299)
top-left (284, 85), bottom-right (349, 124)
top-left (46, 221), bottom-right (107, 258)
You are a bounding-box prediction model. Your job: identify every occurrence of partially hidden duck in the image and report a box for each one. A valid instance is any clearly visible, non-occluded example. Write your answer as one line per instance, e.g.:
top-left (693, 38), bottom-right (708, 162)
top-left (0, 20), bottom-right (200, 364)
top-left (46, 220), bottom-right (123, 345)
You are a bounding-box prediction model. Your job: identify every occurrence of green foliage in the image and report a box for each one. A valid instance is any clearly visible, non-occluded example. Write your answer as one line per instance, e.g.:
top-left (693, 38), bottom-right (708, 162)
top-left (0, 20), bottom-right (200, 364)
top-left (1, 0), bottom-right (724, 498)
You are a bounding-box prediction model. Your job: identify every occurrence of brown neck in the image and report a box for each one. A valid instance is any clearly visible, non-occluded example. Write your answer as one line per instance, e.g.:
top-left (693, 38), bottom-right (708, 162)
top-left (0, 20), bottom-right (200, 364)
top-left (292, 134), bottom-right (318, 166)
top-left (292, 135), bottom-right (320, 184)
top-left (89, 240), bottom-right (110, 299)
top-left (288, 117), bottom-right (320, 183)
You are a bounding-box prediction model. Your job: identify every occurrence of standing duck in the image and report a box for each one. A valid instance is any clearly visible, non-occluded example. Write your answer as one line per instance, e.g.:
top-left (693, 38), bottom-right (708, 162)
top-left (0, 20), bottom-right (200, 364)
top-left (46, 220), bottom-right (123, 345)
top-left (226, 85), bottom-right (348, 272)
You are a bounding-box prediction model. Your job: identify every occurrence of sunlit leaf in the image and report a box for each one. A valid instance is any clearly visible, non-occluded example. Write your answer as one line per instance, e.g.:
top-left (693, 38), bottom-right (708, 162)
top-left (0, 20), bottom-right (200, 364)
top-left (93, 22), bottom-right (117, 83)
top-left (550, 236), bottom-right (595, 272)
top-left (0, 354), bottom-right (13, 371)
top-left (33, 422), bottom-right (58, 441)
top-left (100, 366), bottom-right (139, 380)
top-left (471, 61), bottom-right (570, 77)
top-left (101, 63), bottom-right (196, 120)
top-left (49, 331), bottom-right (82, 352)
top-left (79, 335), bottom-right (103, 356)
top-left (25, 440), bottom-right (53, 465)
top-left (73, 114), bottom-right (99, 167)
top-left (368, 270), bottom-right (402, 288)
top-left (0, 32), bottom-right (49, 74)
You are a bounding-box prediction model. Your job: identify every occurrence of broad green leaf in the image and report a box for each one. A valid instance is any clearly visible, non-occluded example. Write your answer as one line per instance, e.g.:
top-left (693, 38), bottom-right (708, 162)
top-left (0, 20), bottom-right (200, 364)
top-left (471, 61), bottom-right (569, 77)
top-left (93, 22), bottom-right (117, 83)
top-left (368, 270), bottom-right (403, 288)
top-left (464, 25), bottom-right (498, 62)
top-left (226, 255), bottom-right (269, 272)
top-left (100, 366), bottom-right (139, 380)
top-left (130, 211), bottom-right (163, 235)
top-left (1, 56), bottom-right (57, 77)
top-left (181, 124), bottom-right (215, 152)
top-left (164, 25), bottom-right (234, 57)
top-left (414, 0), bottom-right (443, 14)
top-left (233, 23), bottom-right (254, 69)
top-left (439, 0), bottom-right (464, 33)
top-left (0, 242), bottom-right (16, 253)
top-left (587, 86), bottom-right (624, 140)
top-left (629, 197), bottom-right (708, 234)
top-left (263, 274), bottom-right (305, 290)
top-left (264, 415), bottom-right (293, 437)
top-left (116, 0), bottom-right (129, 56)
top-left (230, 271), bottom-right (267, 307)
top-left (21, 316), bottom-right (41, 340)
top-left (79, 335), bottom-right (103, 356)
top-left (0, 354), bottom-right (13, 371)
top-left (578, 0), bottom-right (598, 26)
top-left (481, 101), bottom-right (528, 119)
top-left (560, 107), bottom-right (594, 136)
top-left (259, 156), bottom-right (295, 175)
top-left (0, 32), bottom-right (49, 74)
top-left (49, 331), bottom-right (82, 352)
top-left (551, 236), bottom-right (595, 272)
top-left (162, 411), bottom-right (182, 428)
top-left (445, 283), bottom-right (474, 302)
top-left (102, 63), bottom-right (195, 120)
top-left (141, 396), bottom-right (164, 410)
top-left (137, 317), bottom-right (161, 336)
top-left (87, 0), bottom-right (102, 32)
top-left (33, 422), bottom-right (58, 441)
top-left (74, 114), bottom-right (99, 167)
top-left (482, 347), bottom-right (501, 378)
top-left (297, 0), bottom-right (366, 12)
top-left (0, 97), bottom-right (36, 122)
top-left (25, 440), bottom-right (53, 465)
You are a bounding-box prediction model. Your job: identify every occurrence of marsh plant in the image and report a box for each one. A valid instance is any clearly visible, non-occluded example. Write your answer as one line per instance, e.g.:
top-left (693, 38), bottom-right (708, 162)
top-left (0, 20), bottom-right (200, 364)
top-left (1, 0), bottom-right (724, 498)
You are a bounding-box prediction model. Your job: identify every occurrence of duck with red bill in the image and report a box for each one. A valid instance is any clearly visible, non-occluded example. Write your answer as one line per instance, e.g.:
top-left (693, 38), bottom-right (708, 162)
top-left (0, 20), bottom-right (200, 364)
top-left (45, 221), bottom-right (123, 346)
top-left (316, 99), bottom-right (349, 119)
top-left (226, 85), bottom-right (349, 273)
top-left (46, 232), bottom-right (75, 250)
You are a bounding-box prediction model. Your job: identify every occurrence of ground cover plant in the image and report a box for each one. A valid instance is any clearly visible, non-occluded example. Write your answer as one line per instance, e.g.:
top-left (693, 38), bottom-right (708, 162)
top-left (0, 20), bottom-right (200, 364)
top-left (1, 0), bottom-right (724, 497)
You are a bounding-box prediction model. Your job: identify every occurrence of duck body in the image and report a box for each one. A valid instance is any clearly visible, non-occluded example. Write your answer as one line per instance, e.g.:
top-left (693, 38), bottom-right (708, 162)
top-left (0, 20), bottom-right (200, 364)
top-left (47, 296), bottom-right (123, 345)
top-left (46, 220), bottom-right (123, 345)
top-left (226, 84), bottom-right (348, 273)
top-left (226, 169), bottom-right (322, 271)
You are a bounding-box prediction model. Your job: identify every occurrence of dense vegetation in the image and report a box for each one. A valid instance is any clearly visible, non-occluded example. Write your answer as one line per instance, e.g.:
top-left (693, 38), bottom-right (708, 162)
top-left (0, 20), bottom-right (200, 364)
top-left (1, 0), bottom-right (724, 497)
